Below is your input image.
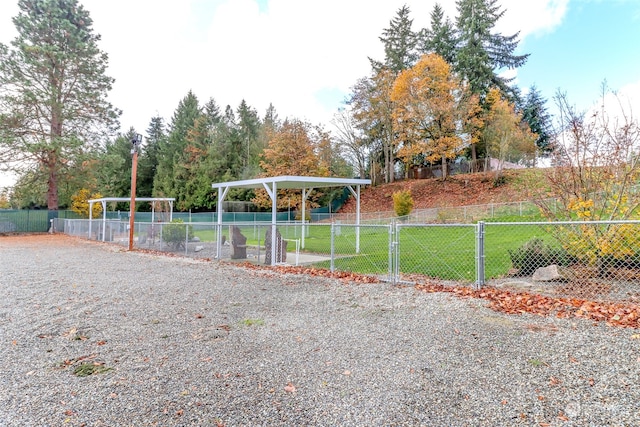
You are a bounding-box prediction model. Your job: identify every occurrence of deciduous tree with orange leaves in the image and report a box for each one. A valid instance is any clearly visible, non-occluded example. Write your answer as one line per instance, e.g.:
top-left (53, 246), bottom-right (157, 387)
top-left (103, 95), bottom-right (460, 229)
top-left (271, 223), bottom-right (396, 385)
top-left (391, 53), bottom-right (481, 180)
top-left (482, 88), bottom-right (537, 178)
top-left (252, 119), bottom-right (329, 211)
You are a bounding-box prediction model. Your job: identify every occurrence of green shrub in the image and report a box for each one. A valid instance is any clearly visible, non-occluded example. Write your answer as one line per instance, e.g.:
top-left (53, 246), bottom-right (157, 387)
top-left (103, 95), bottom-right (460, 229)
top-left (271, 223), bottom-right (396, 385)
top-left (393, 190), bottom-right (414, 218)
top-left (508, 238), bottom-right (573, 276)
top-left (162, 219), bottom-right (193, 250)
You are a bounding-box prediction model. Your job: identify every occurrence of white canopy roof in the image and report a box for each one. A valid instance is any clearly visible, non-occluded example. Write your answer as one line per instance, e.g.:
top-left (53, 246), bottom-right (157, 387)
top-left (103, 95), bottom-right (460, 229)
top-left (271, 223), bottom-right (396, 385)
top-left (87, 197), bottom-right (175, 242)
top-left (210, 176), bottom-right (370, 190)
top-left (88, 197), bottom-right (175, 204)
top-left (212, 175), bottom-right (371, 265)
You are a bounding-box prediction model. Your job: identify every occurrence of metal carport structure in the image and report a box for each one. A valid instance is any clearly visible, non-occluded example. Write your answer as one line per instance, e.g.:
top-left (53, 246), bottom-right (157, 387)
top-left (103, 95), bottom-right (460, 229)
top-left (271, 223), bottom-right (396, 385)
top-left (211, 176), bottom-right (371, 266)
top-left (88, 197), bottom-right (175, 241)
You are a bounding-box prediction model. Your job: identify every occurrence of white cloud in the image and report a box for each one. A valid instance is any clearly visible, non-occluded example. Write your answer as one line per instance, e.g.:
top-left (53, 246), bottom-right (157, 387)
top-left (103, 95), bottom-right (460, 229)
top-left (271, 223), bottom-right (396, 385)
top-left (498, 0), bottom-right (569, 38)
top-left (0, 0), bottom-right (576, 188)
top-left (0, 0), bottom-right (571, 136)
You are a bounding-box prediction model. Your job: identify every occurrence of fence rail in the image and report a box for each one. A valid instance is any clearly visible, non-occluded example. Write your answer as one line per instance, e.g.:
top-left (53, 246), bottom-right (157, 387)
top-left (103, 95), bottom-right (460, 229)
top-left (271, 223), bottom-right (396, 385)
top-left (50, 217), bottom-right (640, 305)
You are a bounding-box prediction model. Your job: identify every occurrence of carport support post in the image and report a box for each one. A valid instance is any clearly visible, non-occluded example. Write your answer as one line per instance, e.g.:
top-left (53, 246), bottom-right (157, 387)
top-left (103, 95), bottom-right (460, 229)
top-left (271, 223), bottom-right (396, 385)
top-left (271, 182), bottom-right (277, 265)
top-left (347, 185), bottom-right (361, 253)
top-left (301, 188), bottom-right (313, 250)
top-left (101, 200), bottom-right (107, 241)
top-left (216, 186), bottom-right (230, 260)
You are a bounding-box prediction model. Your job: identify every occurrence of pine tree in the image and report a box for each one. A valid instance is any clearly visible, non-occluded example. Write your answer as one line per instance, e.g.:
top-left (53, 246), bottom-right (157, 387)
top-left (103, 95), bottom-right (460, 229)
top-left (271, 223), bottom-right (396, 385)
top-left (419, 3), bottom-right (457, 64)
top-left (95, 128), bottom-right (140, 210)
top-left (370, 5), bottom-right (419, 73)
top-left (153, 91), bottom-right (200, 200)
top-left (521, 85), bottom-right (554, 155)
top-left (236, 100), bottom-right (262, 177)
top-left (137, 116), bottom-right (165, 199)
top-left (454, 0), bottom-right (529, 99)
top-left (0, 0), bottom-right (120, 210)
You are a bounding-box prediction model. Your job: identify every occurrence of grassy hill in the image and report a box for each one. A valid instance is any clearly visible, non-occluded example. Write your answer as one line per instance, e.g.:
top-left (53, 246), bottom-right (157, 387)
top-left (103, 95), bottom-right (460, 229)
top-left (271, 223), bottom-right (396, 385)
top-left (338, 169), bottom-right (550, 214)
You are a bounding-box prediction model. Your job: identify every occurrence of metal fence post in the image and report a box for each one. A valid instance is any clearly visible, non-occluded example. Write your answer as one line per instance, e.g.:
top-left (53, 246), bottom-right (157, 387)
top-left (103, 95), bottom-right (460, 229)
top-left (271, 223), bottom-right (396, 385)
top-left (476, 221), bottom-right (485, 288)
top-left (330, 222), bottom-right (335, 272)
top-left (184, 224), bottom-right (189, 255)
top-left (389, 221), bottom-right (396, 284)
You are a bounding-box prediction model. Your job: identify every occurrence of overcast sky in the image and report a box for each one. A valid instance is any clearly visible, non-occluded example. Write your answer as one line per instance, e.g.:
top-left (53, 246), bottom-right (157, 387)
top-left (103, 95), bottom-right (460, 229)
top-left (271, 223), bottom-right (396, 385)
top-left (1, 0), bottom-right (640, 189)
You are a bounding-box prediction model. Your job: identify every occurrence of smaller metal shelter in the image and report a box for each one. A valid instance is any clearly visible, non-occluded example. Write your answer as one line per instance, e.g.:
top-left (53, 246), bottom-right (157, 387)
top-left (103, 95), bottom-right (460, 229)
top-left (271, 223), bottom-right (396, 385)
top-left (211, 176), bottom-right (371, 265)
top-left (88, 197), bottom-right (175, 241)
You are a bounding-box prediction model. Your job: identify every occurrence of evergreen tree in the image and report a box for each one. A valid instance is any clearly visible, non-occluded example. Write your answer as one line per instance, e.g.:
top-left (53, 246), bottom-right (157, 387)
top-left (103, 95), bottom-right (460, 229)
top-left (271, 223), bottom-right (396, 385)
top-left (95, 128), bottom-right (140, 210)
top-left (370, 5), bottom-right (419, 73)
top-left (454, 0), bottom-right (529, 99)
top-left (203, 98), bottom-right (222, 128)
top-left (257, 103), bottom-right (281, 165)
top-left (263, 103), bottom-right (281, 131)
top-left (521, 85), bottom-right (554, 155)
top-left (236, 99), bottom-right (262, 177)
top-left (0, 0), bottom-right (120, 210)
top-left (419, 3), bottom-right (457, 64)
top-left (153, 91), bottom-right (200, 200)
top-left (176, 114), bottom-right (213, 210)
top-left (137, 116), bottom-right (165, 200)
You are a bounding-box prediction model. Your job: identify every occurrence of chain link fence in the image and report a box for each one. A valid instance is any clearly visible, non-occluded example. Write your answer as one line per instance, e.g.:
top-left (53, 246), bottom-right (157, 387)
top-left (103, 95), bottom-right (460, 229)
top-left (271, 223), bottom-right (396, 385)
top-left (52, 217), bottom-right (640, 304)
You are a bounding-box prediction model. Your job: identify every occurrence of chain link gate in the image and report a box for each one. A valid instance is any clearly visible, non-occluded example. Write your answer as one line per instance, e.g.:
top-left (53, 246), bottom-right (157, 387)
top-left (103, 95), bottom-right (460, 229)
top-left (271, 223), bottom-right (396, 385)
top-left (392, 222), bottom-right (479, 286)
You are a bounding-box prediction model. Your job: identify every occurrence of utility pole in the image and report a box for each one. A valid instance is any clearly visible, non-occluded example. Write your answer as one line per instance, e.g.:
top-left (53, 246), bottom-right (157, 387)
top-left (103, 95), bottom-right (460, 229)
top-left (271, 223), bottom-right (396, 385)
top-left (128, 134), bottom-right (142, 251)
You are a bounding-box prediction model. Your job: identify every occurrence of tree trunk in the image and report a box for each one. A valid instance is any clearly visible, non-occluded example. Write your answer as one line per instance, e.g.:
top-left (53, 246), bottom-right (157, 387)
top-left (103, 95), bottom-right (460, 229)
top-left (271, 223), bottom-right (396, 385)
top-left (441, 155), bottom-right (448, 181)
top-left (385, 142), bottom-right (393, 183)
top-left (470, 143), bottom-right (478, 172)
top-left (46, 156), bottom-right (59, 210)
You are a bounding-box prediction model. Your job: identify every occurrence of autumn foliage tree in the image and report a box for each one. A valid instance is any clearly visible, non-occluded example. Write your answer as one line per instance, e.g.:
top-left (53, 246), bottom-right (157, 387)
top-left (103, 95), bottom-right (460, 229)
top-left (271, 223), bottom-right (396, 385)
top-left (349, 68), bottom-right (398, 184)
top-left (253, 119), bottom-right (329, 210)
top-left (482, 88), bottom-right (537, 178)
top-left (71, 188), bottom-right (102, 218)
top-left (391, 53), bottom-right (481, 180)
top-left (534, 87), bottom-right (640, 276)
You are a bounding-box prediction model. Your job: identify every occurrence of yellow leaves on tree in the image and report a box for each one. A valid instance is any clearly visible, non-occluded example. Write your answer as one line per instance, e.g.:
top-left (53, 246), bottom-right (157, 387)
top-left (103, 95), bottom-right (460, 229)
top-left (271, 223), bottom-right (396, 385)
top-left (252, 120), bottom-right (329, 210)
top-left (71, 188), bottom-right (102, 218)
top-left (393, 189), bottom-right (414, 217)
top-left (391, 53), bottom-right (481, 180)
top-left (482, 88), bottom-right (537, 174)
top-left (350, 68), bottom-right (398, 183)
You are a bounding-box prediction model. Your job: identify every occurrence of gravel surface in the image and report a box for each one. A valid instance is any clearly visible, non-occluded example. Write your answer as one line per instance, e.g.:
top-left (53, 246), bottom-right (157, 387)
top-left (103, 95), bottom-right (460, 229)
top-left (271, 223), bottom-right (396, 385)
top-left (1, 234), bottom-right (639, 426)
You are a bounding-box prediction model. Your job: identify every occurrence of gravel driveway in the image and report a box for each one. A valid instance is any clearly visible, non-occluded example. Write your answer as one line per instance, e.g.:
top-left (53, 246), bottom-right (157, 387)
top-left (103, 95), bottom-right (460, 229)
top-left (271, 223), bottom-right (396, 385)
top-left (1, 234), bottom-right (639, 426)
